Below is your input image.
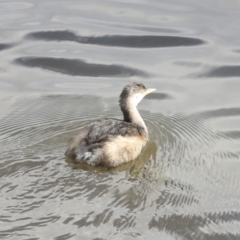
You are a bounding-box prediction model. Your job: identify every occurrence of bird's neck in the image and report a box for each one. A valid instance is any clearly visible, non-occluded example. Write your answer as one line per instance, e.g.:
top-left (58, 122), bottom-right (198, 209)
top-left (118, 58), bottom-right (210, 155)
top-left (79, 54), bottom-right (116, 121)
top-left (120, 100), bottom-right (147, 132)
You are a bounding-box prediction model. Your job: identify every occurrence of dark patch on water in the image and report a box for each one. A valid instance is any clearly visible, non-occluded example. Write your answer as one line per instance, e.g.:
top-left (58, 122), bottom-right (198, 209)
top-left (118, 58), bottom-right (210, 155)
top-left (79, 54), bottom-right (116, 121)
top-left (149, 211), bottom-right (240, 240)
top-left (201, 66), bottom-right (240, 77)
top-left (25, 30), bottom-right (205, 48)
top-left (201, 107), bottom-right (240, 119)
top-left (14, 57), bottom-right (147, 77)
top-left (0, 43), bottom-right (13, 51)
top-left (145, 92), bottom-right (172, 100)
top-left (233, 49), bottom-right (240, 53)
top-left (219, 131), bottom-right (240, 140)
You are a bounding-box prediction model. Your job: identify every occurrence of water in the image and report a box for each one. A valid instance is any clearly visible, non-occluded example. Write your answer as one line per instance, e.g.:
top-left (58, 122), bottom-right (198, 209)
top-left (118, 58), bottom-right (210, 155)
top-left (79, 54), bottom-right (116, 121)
top-left (1, 0), bottom-right (240, 239)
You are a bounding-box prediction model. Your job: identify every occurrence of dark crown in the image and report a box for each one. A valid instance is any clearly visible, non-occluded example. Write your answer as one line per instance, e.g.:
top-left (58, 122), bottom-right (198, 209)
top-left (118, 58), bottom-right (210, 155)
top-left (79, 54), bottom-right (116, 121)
top-left (120, 82), bottom-right (146, 100)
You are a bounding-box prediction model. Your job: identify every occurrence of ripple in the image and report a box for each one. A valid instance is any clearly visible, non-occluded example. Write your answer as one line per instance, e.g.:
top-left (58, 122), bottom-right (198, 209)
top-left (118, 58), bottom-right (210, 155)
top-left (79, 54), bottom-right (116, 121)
top-left (1, 0), bottom-right (240, 238)
top-left (1, 94), bottom-right (240, 240)
top-left (25, 30), bottom-right (205, 48)
top-left (54, 233), bottom-right (76, 240)
top-left (14, 57), bottom-right (147, 77)
top-left (219, 130), bottom-right (240, 140)
top-left (0, 95), bottom-right (108, 153)
top-left (149, 211), bottom-right (240, 239)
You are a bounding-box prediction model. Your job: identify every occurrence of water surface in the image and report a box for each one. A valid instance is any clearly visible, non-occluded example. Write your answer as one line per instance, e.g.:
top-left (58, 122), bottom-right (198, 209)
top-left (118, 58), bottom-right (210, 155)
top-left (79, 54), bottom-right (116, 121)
top-left (1, 0), bottom-right (240, 239)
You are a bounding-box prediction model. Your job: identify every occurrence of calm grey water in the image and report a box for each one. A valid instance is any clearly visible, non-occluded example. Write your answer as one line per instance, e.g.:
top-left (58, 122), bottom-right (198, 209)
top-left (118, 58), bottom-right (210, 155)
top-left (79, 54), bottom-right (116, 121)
top-left (1, 0), bottom-right (240, 239)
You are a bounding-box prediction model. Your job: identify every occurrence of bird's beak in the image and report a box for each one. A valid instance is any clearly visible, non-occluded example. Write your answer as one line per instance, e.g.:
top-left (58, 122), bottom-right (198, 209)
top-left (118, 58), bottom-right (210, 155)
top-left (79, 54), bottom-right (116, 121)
top-left (145, 88), bottom-right (156, 95)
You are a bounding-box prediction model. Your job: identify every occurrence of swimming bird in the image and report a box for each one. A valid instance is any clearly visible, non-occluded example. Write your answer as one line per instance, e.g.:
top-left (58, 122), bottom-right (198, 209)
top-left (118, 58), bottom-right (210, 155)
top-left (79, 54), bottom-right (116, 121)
top-left (65, 82), bottom-right (156, 167)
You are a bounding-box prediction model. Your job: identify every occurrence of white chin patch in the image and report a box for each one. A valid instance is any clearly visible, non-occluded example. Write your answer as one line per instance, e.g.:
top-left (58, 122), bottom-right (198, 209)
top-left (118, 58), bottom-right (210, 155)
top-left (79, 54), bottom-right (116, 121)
top-left (130, 94), bottom-right (144, 106)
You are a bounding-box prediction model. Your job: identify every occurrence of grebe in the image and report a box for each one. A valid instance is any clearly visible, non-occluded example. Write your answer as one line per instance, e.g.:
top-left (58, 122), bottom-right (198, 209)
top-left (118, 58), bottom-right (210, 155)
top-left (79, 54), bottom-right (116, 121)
top-left (65, 82), bottom-right (156, 166)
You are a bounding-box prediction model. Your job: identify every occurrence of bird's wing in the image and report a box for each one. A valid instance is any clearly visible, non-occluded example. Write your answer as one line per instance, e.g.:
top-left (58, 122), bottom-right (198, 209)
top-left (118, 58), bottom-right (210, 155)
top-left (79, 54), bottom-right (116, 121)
top-left (86, 118), bottom-right (144, 144)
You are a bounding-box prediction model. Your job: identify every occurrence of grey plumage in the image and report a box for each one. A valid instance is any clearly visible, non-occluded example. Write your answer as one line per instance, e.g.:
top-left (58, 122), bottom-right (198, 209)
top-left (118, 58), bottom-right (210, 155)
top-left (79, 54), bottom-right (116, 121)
top-left (87, 118), bottom-right (145, 143)
top-left (65, 82), bottom-right (156, 167)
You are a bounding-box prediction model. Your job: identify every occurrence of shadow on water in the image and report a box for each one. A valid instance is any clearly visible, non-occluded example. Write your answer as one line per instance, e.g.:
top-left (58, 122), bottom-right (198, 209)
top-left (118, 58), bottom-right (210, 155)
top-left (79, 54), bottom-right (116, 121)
top-left (14, 57), bottom-right (147, 77)
top-left (25, 30), bottom-right (205, 48)
top-left (200, 65), bottom-right (240, 77)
